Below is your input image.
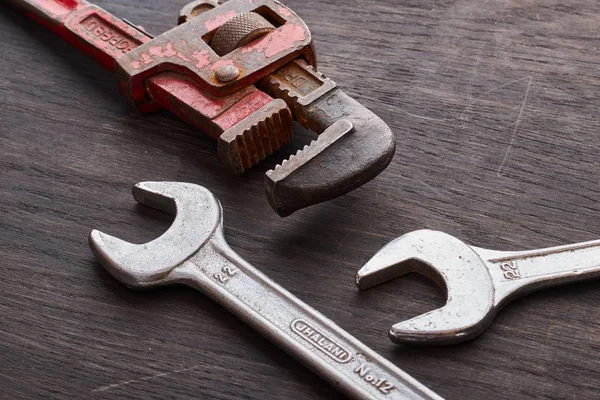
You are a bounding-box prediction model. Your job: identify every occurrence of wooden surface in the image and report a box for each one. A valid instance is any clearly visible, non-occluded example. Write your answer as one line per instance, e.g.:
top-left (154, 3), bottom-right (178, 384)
top-left (2, 0), bottom-right (600, 398)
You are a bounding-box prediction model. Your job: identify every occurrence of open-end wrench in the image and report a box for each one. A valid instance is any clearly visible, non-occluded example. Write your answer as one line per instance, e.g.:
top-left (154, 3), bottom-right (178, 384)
top-left (89, 182), bottom-right (442, 400)
top-left (5, 0), bottom-right (396, 217)
top-left (356, 229), bottom-right (600, 345)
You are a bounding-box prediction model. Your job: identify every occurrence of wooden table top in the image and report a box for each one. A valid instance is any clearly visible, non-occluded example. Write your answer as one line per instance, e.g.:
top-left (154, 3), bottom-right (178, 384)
top-left (2, 0), bottom-right (599, 398)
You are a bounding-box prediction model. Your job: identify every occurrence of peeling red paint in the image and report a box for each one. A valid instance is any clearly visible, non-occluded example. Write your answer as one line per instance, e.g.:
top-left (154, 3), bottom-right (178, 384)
top-left (204, 10), bottom-right (237, 32)
top-left (141, 52), bottom-right (153, 65)
top-left (149, 43), bottom-right (177, 58)
top-left (26, 2), bottom-right (148, 73)
top-left (77, 13), bottom-right (143, 63)
top-left (242, 23), bottom-right (305, 58)
top-left (131, 43), bottom-right (195, 69)
top-left (165, 78), bottom-right (225, 117)
top-left (192, 50), bottom-right (212, 69)
top-left (176, 52), bottom-right (192, 63)
top-left (213, 91), bottom-right (271, 130)
top-left (146, 74), bottom-right (226, 135)
top-left (278, 6), bottom-right (292, 17)
top-left (36, 0), bottom-right (79, 17)
top-left (211, 59), bottom-right (235, 71)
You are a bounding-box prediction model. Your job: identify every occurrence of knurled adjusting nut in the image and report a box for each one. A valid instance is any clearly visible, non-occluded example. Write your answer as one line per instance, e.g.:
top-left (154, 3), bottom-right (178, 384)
top-left (210, 12), bottom-right (275, 56)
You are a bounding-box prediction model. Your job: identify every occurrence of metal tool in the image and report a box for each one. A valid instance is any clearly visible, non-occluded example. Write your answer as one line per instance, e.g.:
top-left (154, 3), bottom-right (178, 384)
top-left (5, 0), bottom-right (396, 217)
top-left (88, 182), bottom-right (441, 400)
top-left (356, 229), bottom-right (600, 345)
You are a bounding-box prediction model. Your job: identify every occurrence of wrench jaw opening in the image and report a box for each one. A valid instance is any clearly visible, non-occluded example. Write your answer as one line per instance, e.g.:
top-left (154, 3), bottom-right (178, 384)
top-left (357, 230), bottom-right (497, 345)
top-left (89, 231), bottom-right (156, 289)
top-left (89, 182), bottom-right (223, 289)
top-left (387, 305), bottom-right (497, 346)
top-left (261, 61), bottom-right (396, 217)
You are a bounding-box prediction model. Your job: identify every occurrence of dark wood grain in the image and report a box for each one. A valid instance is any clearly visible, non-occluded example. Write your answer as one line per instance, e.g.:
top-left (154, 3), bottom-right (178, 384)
top-left (2, 0), bottom-right (600, 398)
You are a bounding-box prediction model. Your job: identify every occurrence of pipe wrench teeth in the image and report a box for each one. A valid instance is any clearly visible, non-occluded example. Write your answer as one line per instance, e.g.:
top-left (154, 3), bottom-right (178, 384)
top-left (265, 119), bottom-right (354, 216)
top-left (218, 99), bottom-right (294, 174)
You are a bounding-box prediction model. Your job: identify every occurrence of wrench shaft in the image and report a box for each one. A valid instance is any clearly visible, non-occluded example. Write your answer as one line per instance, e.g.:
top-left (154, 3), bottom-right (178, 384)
top-left (6, 0), bottom-right (151, 71)
top-left (172, 232), bottom-right (440, 400)
top-left (481, 239), bottom-right (600, 305)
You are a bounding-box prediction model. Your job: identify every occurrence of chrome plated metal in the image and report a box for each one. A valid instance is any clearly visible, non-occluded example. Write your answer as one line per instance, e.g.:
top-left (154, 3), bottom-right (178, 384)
top-left (89, 182), bottom-right (442, 400)
top-left (357, 229), bottom-right (600, 345)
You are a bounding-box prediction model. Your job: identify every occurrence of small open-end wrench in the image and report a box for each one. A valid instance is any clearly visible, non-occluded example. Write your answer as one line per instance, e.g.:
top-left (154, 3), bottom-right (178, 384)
top-left (5, 0), bottom-right (396, 217)
top-left (356, 230), bottom-right (600, 345)
top-left (89, 182), bottom-right (442, 400)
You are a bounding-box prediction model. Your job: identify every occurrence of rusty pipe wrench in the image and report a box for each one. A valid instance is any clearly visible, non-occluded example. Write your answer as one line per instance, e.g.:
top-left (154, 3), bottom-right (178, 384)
top-left (357, 230), bottom-right (600, 345)
top-left (89, 182), bottom-right (441, 400)
top-left (4, 0), bottom-right (396, 217)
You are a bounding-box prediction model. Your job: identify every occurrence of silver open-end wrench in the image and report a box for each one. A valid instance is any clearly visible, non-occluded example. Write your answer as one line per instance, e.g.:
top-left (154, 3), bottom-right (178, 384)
top-left (89, 182), bottom-right (442, 400)
top-left (356, 229), bottom-right (600, 345)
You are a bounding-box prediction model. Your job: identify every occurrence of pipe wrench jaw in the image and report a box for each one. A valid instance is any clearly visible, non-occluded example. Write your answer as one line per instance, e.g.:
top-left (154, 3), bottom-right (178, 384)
top-left (261, 60), bottom-right (396, 216)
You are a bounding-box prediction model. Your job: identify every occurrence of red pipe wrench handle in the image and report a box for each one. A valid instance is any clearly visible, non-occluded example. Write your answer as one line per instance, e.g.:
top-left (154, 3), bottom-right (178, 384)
top-left (7, 0), bottom-right (294, 173)
top-left (6, 0), bottom-right (151, 71)
top-left (5, 0), bottom-right (83, 24)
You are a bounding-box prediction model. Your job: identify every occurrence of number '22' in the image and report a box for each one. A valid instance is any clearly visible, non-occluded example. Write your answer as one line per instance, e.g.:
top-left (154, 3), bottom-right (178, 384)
top-left (214, 266), bottom-right (237, 284)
